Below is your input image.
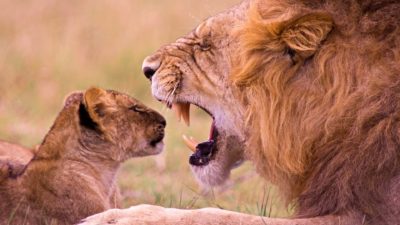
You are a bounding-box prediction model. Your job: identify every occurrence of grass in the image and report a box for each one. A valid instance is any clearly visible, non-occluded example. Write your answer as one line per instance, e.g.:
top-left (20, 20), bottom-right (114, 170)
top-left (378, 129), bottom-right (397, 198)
top-left (0, 0), bottom-right (290, 218)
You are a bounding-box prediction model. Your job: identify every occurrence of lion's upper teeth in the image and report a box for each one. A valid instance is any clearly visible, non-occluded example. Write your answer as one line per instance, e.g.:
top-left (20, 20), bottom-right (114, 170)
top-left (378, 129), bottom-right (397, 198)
top-left (181, 103), bottom-right (190, 126)
top-left (172, 102), bottom-right (190, 126)
top-left (171, 103), bottom-right (181, 121)
top-left (182, 135), bottom-right (198, 152)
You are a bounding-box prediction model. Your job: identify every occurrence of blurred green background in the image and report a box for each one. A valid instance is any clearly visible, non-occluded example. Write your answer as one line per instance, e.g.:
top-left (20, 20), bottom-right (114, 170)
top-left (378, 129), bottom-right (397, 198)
top-left (0, 0), bottom-right (289, 217)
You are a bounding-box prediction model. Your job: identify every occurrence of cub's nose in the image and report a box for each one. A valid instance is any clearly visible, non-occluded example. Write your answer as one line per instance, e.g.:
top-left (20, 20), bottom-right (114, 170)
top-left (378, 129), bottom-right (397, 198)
top-left (142, 55), bottom-right (161, 80)
top-left (159, 117), bottom-right (166, 128)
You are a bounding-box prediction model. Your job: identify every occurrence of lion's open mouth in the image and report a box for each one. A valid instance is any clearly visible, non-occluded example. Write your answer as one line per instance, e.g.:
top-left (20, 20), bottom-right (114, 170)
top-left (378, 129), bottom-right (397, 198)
top-left (164, 102), bottom-right (218, 167)
top-left (187, 121), bottom-right (218, 166)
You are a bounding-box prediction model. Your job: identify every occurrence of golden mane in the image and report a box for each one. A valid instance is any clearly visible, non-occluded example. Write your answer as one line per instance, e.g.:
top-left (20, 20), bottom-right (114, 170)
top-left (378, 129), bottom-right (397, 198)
top-left (232, 0), bottom-right (400, 221)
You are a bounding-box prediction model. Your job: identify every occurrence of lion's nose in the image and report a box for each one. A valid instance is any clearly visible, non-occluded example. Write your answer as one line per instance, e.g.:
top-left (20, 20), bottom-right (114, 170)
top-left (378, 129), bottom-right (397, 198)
top-left (142, 55), bottom-right (161, 80)
top-left (143, 67), bottom-right (156, 79)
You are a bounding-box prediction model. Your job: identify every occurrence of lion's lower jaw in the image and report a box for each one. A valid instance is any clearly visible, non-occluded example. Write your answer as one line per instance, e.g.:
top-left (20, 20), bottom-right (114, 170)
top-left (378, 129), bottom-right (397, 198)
top-left (190, 135), bottom-right (244, 187)
top-left (190, 161), bottom-right (231, 187)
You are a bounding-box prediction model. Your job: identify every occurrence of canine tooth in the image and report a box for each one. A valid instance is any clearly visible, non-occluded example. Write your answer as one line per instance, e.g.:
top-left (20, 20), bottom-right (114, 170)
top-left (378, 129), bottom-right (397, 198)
top-left (172, 103), bottom-right (182, 122)
top-left (182, 135), bottom-right (197, 152)
top-left (181, 103), bottom-right (190, 126)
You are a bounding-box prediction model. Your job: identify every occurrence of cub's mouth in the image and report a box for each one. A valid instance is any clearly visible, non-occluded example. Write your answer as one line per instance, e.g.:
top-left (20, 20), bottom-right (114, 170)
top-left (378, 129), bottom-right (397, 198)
top-left (160, 101), bottom-right (218, 167)
top-left (149, 133), bottom-right (165, 147)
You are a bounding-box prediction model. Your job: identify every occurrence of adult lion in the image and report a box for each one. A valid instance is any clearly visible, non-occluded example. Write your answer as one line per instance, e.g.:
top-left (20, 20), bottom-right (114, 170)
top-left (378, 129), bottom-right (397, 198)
top-left (81, 0), bottom-right (400, 224)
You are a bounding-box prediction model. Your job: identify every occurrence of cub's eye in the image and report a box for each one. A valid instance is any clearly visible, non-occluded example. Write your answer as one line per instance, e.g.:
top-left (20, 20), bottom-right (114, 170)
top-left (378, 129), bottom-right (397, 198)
top-left (129, 105), bottom-right (145, 113)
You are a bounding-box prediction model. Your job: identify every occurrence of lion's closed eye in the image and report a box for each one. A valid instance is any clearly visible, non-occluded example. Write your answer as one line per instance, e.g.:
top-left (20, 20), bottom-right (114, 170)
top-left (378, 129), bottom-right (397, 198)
top-left (198, 39), bottom-right (212, 51)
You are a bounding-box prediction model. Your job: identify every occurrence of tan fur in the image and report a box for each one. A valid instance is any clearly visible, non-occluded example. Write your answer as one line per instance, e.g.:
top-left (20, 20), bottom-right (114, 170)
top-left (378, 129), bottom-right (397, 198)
top-left (0, 87), bottom-right (165, 225)
top-left (83, 0), bottom-right (400, 224)
top-left (81, 204), bottom-right (351, 225)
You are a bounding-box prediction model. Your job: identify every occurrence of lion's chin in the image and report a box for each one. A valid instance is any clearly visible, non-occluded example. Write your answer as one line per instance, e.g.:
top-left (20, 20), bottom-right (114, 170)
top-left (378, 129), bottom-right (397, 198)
top-left (189, 146), bottom-right (245, 187)
top-left (190, 159), bottom-right (231, 187)
top-left (190, 133), bottom-right (245, 187)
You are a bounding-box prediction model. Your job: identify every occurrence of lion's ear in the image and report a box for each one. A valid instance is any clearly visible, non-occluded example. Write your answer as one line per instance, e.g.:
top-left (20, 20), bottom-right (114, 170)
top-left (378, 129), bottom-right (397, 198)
top-left (281, 13), bottom-right (333, 60)
top-left (82, 87), bottom-right (116, 131)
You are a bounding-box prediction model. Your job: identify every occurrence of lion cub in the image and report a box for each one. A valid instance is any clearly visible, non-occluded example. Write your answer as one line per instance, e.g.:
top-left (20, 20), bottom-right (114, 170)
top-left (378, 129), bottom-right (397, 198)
top-left (0, 87), bottom-right (166, 225)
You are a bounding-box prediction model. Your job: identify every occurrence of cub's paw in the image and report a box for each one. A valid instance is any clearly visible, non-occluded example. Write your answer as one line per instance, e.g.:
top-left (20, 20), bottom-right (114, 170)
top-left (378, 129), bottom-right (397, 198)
top-left (0, 161), bottom-right (10, 181)
top-left (0, 160), bottom-right (26, 181)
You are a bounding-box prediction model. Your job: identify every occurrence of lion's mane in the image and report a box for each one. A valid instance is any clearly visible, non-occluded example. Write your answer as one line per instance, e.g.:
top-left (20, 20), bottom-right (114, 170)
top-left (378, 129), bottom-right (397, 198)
top-left (232, 0), bottom-right (400, 223)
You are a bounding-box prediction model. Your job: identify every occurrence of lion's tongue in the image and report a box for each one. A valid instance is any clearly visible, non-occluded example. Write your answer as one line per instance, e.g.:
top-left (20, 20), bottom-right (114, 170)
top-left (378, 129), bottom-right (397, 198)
top-left (189, 140), bottom-right (215, 166)
top-left (185, 134), bottom-right (215, 166)
top-left (208, 120), bottom-right (216, 140)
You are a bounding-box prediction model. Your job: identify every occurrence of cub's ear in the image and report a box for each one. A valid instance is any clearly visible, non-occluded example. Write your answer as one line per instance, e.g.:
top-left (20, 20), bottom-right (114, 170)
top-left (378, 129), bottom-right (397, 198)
top-left (281, 13), bottom-right (333, 60)
top-left (82, 87), bottom-right (116, 130)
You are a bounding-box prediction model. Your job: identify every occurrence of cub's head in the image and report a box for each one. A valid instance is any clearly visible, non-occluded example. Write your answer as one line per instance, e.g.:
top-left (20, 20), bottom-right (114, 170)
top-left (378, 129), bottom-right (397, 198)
top-left (40, 87), bottom-right (166, 161)
top-left (81, 87), bottom-right (166, 159)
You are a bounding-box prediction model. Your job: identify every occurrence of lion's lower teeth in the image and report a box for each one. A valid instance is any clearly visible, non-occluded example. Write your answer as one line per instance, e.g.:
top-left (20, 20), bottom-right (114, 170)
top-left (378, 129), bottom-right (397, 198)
top-left (181, 103), bottom-right (190, 126)
top-left (182, 135), bottom-right (197, 152)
